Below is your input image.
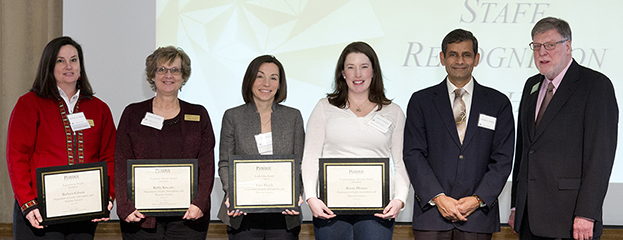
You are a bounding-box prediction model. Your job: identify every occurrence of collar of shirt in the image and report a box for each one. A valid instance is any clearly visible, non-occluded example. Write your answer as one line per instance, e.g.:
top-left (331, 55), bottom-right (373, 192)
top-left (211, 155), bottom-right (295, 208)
top-left (546, 58), bottom-right (573, 92)
top-left (534, 58), bottom-right (573, 121)
top-left (57, 86), bottom-right (81, 114)
top-left (447, 77), bottom-right (474, 127)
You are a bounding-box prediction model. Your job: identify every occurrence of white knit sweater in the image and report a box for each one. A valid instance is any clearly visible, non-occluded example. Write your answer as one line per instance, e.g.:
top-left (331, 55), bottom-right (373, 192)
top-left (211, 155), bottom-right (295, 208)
top-left (301, 98), bottom-right (410, 205)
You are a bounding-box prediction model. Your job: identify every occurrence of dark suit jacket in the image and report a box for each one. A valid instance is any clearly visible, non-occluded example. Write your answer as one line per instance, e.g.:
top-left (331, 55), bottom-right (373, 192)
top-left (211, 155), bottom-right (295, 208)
top-left (404, 79), bottom-right (514, 233)
top-left (217, 102), bottom-right (305, 230)
top-left (511, 60), bottom-right (618, 238)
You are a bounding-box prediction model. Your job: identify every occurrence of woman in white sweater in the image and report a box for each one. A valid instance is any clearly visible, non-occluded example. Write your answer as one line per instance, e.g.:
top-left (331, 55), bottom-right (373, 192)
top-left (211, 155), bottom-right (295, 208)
top-left (301, 41), bottom-right (410, 240)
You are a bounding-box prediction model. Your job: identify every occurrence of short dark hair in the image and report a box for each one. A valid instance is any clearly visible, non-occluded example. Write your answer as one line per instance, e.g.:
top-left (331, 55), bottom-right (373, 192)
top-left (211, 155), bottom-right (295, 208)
top-left (145, 46), bottom-right (191, 91)
top-left (327, 41), bottom-right (391, 110)
top-left (532, 17), bottom-right (572, 41)
top-left (441, 29), bottom-right (479, 56)
top-left (30, 36), bottom-right (94, 99)
top-left (241, 55), bottom-right (288, 104)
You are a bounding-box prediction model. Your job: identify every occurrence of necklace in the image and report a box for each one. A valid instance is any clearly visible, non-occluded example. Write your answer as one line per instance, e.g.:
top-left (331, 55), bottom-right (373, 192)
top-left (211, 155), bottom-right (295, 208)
top-left (349, 98), bottom-right (367, 112)
top-left (258, 107), bottom-right (273, 125)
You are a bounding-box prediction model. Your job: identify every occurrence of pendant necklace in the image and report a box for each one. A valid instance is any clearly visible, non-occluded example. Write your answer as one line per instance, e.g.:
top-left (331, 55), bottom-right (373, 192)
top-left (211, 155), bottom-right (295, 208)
top-left (349, 98), bottom-right (366, 112)
top-left (260, 110), bottom-right (272, 125)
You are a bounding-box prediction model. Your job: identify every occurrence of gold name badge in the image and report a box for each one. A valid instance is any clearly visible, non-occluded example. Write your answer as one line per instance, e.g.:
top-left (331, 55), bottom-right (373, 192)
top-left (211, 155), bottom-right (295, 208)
top-left (184, 114), bottom-right (200, 122)
top-left (87, 119), bottom-right (95, 126)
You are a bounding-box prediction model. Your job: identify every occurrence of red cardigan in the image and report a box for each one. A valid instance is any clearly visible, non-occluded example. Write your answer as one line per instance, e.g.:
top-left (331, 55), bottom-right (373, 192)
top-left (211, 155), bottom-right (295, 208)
top-left (6, 92), bottom-right (116, 211)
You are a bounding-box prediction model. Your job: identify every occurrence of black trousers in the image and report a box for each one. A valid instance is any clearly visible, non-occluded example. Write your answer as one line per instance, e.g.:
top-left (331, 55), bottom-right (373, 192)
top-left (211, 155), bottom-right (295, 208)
top-left (227, 213), bottom-right (300, 240)
top-left (13, 200), bottom-right (98, 240)
top-left (412, 228), bottom-right (492, 240)
top-left (120, 217), bottom-right (209, 240)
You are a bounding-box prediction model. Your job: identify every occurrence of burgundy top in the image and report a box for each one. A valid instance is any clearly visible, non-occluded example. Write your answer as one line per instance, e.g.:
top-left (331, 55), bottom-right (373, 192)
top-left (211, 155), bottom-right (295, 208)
top-left (114, 98), bottom-right (215, 228)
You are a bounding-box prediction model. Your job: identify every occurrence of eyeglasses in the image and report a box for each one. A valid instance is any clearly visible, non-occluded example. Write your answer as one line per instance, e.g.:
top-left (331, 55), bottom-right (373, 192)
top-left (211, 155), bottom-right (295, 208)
top-left (154, 67), bottom-right (182, 75)
top-left (529, 39), bottom-right (568, 51)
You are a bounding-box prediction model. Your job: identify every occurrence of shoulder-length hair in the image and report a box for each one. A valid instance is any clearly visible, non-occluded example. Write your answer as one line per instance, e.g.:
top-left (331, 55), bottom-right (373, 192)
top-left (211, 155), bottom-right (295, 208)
top-left (327, 41), bottom-right (391, 110)
top-left (241, 55), bottom-right (288, 104)
top-left (30, 36), bottom-right (93, 99)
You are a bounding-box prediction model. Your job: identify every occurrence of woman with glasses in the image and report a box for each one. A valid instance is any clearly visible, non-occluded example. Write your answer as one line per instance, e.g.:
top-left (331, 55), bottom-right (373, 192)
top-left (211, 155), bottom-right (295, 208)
top-left (217, 55), bottom-right (305, 239)
top-left (6, 36), bottom-right (116, 239)
top-left (114, 46), bottom-right (216, 239)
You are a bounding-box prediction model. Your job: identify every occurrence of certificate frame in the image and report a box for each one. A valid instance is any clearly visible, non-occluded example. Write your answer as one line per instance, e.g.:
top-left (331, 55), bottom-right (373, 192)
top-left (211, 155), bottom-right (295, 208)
top-left (36, 161), bottom-right (109, 225)
top-left (319, 158), bottom-right (389, 215)
top-left (228, 154), bottom-right (300, 213)
top-left (127, 159), bottom-right (198, 217)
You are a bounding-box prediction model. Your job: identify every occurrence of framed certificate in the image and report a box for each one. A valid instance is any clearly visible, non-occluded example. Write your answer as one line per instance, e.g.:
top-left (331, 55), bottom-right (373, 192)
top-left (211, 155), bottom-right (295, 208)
top-left (319, 158), bottom-right (389, 214)
top-left (229, 155), bottom-right (300, 213)
top-left (36, 161), bottom-right (109, 225)
top-left (127, 159), bottom-right (198, 217)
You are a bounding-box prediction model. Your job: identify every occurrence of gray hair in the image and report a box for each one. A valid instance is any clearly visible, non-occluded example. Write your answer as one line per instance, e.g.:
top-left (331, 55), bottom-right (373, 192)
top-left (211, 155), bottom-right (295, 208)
top-left (531, 17), bottom-right (572, 41)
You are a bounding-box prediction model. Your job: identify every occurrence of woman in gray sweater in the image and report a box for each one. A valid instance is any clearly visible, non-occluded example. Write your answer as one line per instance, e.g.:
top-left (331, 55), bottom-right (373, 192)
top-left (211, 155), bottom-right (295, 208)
top-left (217, 55), bottom-right (305, 239)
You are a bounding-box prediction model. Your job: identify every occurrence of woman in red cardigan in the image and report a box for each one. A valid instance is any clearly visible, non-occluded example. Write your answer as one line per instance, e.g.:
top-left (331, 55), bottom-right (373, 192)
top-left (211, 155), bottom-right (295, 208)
top-left (6, 36), bottom-right (116, 239)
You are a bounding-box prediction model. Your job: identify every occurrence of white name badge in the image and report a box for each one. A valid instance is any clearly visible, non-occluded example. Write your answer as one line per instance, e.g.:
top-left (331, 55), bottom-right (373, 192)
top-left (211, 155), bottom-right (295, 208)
top-left (368, 114), bottom-right (392, 133)
top-left (67, 112), bottom-right (91, 132)
top-left (141, 112), bottom-right (164, 130)
top-left (478, 113), bottom-right (497, 131)
top-left (254, 132), bottom-right (273, 155)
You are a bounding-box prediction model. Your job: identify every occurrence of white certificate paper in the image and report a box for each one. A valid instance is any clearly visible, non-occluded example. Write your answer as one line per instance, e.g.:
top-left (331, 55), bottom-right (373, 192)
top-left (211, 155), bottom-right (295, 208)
top-left (43, 169), bottom-right (103, 218)
top-left (325, 165), bottom-right (383, 208)
top-left (133, 166), bottom-right (191, 209)
top-left (235, 161), bottom-right (293, 206)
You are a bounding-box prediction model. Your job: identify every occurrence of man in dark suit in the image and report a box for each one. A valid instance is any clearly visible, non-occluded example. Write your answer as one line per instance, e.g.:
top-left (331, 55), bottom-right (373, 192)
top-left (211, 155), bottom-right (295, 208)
top-left (509, 17), bottom-right (618, 240)
top-left (403, 29), bottom-right (515, 239)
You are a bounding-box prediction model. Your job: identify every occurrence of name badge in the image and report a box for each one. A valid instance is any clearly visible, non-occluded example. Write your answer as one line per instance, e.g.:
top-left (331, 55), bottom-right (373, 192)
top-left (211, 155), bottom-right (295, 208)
top-left (530, 82), bottom-right (541, 94)
top-left (141, 112), bottom-right (164, 130)
top-left (254, 132), bottom-right (273, 155)
top-left (67, 112), bottom-right (91, 132)
top-left (184, 114), bottom-right (200, 122)
top-left (478, 114), bottom-right (496, 131)
top-left (368, 114), bottom-right (392, 133)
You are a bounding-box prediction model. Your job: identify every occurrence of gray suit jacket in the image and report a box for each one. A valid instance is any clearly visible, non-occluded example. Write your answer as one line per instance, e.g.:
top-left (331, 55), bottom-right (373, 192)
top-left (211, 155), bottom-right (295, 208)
top-left (217, 102), bottom-right (305, 230)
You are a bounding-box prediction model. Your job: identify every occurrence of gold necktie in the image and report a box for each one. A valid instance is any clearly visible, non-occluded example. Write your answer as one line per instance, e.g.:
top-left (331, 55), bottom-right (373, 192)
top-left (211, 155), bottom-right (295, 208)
top-left (453, 88), bottom-right (467, 144)
top-left (535, 82), bottom-right (554, 129)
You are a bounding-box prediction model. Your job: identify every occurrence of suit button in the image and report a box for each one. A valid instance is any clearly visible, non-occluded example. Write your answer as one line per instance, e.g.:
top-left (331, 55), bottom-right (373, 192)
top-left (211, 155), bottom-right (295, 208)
top-left (459, 155), bottom-right (464, 159)
top-left (529, 150), bottom-right (535, 155)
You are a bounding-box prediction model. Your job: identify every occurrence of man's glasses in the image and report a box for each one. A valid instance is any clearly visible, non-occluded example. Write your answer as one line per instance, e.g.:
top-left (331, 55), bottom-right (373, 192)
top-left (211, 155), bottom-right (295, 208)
top-left (529, 39), bottom-right (568, 51)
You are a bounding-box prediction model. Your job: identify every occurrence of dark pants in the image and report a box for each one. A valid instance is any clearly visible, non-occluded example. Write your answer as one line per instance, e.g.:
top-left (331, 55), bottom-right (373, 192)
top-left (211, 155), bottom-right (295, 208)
top-left (228, 213), bottom-right (300, 240)
top-left (412, 228), bottom-right (492, 240)
top-left (120, 216), bottom-right (209, 240)
top-left (13, 200), bottom-right (98, 240)
top-left (313, 215), bottom-right (395, 240)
